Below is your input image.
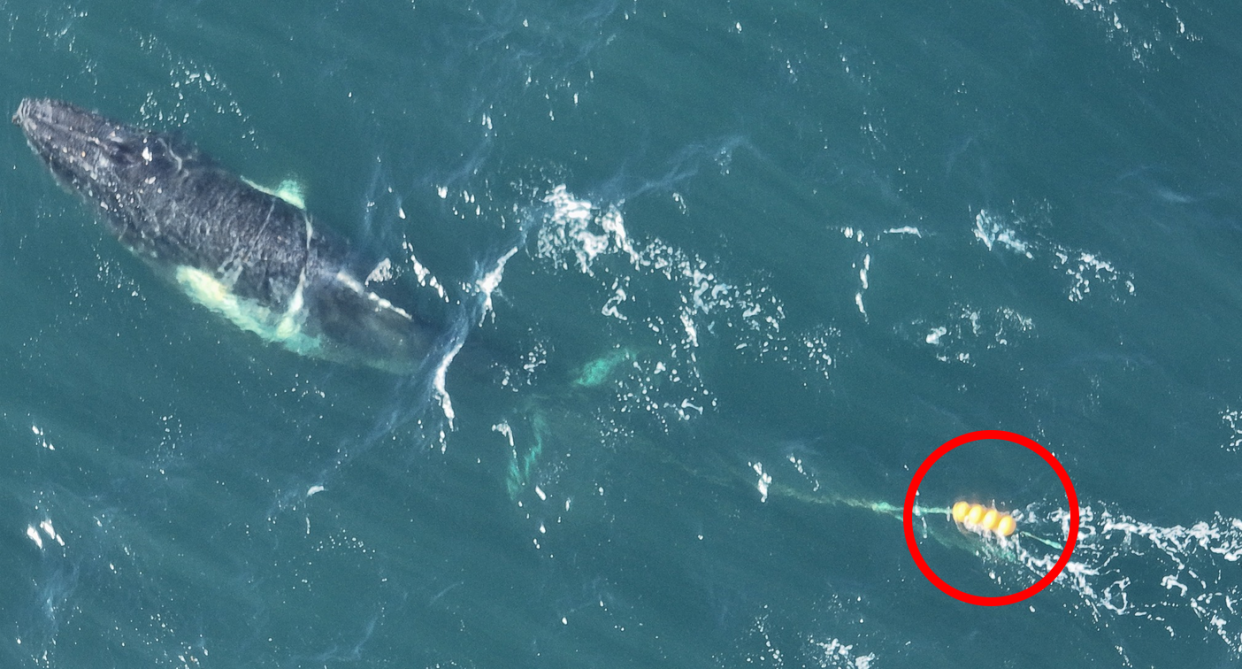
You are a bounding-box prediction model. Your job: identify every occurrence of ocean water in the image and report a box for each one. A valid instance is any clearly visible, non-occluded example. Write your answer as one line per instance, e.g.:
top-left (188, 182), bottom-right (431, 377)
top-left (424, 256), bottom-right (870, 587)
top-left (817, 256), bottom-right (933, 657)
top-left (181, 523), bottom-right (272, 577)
top-left (3, 1), bottom-right (1242, 667)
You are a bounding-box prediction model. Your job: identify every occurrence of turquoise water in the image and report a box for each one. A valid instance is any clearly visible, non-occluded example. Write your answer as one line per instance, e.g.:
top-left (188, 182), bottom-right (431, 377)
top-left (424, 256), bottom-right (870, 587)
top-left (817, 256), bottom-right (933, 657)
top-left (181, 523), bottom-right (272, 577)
top-left (4, 1), bottom-right (1242, 667)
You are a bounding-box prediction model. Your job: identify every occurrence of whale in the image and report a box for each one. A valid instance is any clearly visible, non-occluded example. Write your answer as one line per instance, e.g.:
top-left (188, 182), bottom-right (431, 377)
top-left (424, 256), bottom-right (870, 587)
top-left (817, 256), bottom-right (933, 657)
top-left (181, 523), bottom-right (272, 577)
top-left (13, 97), bottom-right (438, 373)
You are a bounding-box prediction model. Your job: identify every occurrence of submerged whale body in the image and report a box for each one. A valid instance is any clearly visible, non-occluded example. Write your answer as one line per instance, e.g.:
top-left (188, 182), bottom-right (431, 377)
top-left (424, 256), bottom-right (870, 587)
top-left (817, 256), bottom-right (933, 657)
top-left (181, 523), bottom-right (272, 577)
top-left (13, 97), bottom-right (437, 373)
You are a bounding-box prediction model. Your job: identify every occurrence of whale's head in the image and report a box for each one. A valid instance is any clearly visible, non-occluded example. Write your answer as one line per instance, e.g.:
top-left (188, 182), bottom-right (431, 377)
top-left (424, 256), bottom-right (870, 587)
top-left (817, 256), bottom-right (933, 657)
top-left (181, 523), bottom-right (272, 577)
top-left (13, 98), bottom-right (200, 211)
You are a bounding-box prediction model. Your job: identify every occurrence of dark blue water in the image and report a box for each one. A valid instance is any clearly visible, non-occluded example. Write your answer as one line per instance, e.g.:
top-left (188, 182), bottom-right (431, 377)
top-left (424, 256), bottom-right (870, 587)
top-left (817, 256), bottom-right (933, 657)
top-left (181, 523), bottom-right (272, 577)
top-left (3, 1), bottom-right (1242, 667)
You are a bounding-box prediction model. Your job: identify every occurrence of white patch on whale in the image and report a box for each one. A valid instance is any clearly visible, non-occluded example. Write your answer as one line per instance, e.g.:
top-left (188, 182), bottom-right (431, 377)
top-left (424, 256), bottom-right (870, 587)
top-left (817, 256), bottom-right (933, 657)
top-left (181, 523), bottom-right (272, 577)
top-left (175, 265), bottom-right (324, 355)
top-left (242, 176), bottom-right (307, 210)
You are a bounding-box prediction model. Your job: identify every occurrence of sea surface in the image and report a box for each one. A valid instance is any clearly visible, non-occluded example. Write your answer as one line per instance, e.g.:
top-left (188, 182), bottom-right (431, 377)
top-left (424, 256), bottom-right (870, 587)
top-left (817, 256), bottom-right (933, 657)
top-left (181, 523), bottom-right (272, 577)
top-left (2, 1), bottom-right (1242, 667)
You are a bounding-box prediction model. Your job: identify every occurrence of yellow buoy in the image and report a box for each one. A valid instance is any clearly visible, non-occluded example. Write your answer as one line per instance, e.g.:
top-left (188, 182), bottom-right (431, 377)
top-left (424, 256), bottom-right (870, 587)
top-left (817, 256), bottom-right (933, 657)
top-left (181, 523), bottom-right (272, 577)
top-left (951, 501), bottom-right (971, 523)
top-left (952, 500), bottom-right (1017, 538)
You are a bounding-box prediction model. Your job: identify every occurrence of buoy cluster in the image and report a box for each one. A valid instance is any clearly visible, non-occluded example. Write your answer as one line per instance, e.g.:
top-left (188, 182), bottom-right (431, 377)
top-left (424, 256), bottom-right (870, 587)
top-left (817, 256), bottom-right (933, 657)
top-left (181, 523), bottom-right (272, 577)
top-left (951, 501), bottom-right (1016, 538)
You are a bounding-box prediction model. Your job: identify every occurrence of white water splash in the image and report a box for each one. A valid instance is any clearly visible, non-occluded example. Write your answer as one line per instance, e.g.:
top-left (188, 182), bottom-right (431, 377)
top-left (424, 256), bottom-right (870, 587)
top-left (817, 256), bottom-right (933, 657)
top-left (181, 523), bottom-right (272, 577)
top-left (809, 636), bottom-right (877, 669)
top-left (751, 462), bottom-right (773, 503)
top-left (1054, 249), bottom-right (1135, 303)
top-left (1061, 0), bottom-right (1197, 64)
top-left (974, 209), bottom-right (1034, 258)
top-left (476, 245), bottom-right (520, 323)
top-left (1006, 503), bottom-right (1242, 653)
top-left (1222, 409), bottom-right (1242, 452)
top-left (534, 186), bottom-right (817, 425)
top-left (26, 518), bottom-right (66, 550)
top-left (913, 305), bottom-right (1035, 364)
top-left (538, 185), bottom-right (638, 274)
top-left (973, 208), bottom-right (1135, 303)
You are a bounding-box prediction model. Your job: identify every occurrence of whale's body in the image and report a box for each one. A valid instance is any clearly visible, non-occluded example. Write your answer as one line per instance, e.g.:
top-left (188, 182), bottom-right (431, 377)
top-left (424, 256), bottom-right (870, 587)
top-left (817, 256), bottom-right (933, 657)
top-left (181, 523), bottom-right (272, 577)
top-left (13, 97), bottom-right (435, 372)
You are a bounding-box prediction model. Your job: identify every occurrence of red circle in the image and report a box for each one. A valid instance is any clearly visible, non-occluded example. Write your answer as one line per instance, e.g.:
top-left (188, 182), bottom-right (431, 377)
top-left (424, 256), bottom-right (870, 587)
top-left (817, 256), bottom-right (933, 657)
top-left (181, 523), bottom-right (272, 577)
top-left (903, 430), bottom-right (1079, 606)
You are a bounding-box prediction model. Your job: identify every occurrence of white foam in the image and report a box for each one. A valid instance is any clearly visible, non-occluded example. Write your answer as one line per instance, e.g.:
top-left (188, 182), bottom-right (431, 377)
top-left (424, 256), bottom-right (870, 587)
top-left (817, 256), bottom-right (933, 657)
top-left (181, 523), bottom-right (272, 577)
top-left (1010, 503), bottom-right (1242, 652)
top-left (1060, 0), bottom-right (1194, 64)
top-left (971, 209), bottom-right (1134, 303)
top-left (538, 185), bottom-right (636, 275)
top-left (750, 462), bottom-right (772, 503)
top-left (432, 338), bottom-right (459, 429)
top-left (365, 258), bottom-right (394, 284)
top-left (492, 422), bottom-right (515, 447)
top-left (534, 185), bottom-right (802, 425)
top-left (475, 245), bottom-right (519, 322)
top-left (809, 637), bottom-right (877, 669)
top-left (973, 209), bottom-right (1033, 258)
top-left (882, 226), bottom-right (922, 237)
top-left (31, 424), bottom-right (54, 451)
top-left (25, 525), bottom-right (42, 550)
